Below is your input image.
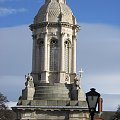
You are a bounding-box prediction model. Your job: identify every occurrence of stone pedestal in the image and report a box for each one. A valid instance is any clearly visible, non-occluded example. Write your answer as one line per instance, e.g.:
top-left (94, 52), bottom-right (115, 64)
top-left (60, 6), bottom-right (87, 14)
top-left (13, 102), bottom-right (89, 120)
top-left (13, 83), bottom-right (89, 120)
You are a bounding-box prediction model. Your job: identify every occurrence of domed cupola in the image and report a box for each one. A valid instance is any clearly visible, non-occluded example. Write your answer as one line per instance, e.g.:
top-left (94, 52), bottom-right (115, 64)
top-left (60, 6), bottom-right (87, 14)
top-left (34, 0), bottom-right (76, 24)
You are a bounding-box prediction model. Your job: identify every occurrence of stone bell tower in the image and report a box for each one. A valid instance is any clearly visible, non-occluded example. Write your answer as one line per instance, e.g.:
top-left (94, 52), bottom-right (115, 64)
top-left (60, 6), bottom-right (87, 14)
top-left (12, 0), bottom-right (89, 119)
top-left (31, 0), bottom-right (78, 85)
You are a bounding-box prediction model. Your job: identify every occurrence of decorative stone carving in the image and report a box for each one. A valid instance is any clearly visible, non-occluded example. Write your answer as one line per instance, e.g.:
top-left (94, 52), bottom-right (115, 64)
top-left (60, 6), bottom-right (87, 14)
top-left (61, 32), bottom-right (65, 36)
top-left (35, 0), bottom-right (73, 24)
top-left (39, 32), bottom-right (47, 37)
top-left (25, 73), bottom-right (34, 88)
top-left (71, 73), bottom-right (86, 101)
top-left (21, 73), bottom-right (35, 100)
top-left (70, 74), bottom-right (79, 100)
top-left (65, 74), bottom-right (70, 84)
top-left (30, 22), bottom-right (79, 30)
top-left (51, 32), bottom-right (56, 36)
top-left (67, 34), bottom-right (70, 37)
top-left (72, 35), bottom-right (76, 39)
top-left (80, 68), bottom-right (84, 75)
top-left (32, 34), bottom-right (37, 39)
top-left (73, 75), bottom-right (80, 90)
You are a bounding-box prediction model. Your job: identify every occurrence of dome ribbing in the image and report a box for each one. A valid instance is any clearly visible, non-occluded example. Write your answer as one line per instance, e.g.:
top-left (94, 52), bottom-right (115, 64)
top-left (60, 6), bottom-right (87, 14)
top-left (34, 0), bottom-right (76, 24)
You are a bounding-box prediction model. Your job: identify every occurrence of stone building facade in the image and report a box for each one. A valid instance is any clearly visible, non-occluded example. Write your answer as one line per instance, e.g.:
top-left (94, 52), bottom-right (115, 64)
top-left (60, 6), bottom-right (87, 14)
top-left (12, 0), bottom-right (89, 119)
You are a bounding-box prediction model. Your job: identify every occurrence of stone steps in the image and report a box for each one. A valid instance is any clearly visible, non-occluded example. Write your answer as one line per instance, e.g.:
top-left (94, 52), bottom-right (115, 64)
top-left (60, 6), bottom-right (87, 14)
top-left (34, 83), bottom-right (72, 100)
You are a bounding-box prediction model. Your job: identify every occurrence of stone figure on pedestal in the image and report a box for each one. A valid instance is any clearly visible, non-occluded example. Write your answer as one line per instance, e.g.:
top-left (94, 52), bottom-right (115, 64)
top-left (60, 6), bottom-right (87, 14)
top-left (25, 73), bottom-right (34, 88)
top-left (22, 73), bottom-right (35, 100)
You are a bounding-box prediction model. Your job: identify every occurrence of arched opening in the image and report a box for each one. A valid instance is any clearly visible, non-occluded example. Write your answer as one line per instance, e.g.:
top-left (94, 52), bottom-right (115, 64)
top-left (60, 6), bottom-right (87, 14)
top-left (37, 38), bottom-right (44, 73)
top-left (49, 39), bottom-right (58, 71)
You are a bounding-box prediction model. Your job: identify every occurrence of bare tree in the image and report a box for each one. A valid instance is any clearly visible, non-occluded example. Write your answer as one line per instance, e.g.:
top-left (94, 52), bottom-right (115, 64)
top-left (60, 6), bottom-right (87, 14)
top-left (0, 92), bottom-right (8, 110)
top-left (111, 105), bottom-right (120, 120)
top-left (0, 92), bottom-right (15, 120)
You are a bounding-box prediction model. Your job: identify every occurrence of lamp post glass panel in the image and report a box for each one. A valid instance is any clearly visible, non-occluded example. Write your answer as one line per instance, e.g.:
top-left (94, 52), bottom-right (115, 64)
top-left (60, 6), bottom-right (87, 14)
top-left (86, 88), bottom-right (100, 120)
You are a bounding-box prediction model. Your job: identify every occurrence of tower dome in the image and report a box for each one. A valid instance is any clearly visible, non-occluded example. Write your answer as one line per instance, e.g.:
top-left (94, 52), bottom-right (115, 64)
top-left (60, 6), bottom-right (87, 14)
top-left (34, 0), bottom-right (76, 24)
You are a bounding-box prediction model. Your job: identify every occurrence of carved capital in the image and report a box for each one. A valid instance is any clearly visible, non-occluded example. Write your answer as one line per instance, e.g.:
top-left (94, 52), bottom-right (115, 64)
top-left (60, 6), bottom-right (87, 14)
top-left (40, 32), bottom-right (47, 36)
top-left (32, 34), bottom-right (37, 39)
top-left (51, 32), bottom-right (56, 36)
top-left (39, 32), bottom-right (47, 38)
top-left (72, 35), bottom-right (76, 39)
top-left (61, 32), bottom-right (65, 37)
top-left (72, 24), bottom-right (80, 32)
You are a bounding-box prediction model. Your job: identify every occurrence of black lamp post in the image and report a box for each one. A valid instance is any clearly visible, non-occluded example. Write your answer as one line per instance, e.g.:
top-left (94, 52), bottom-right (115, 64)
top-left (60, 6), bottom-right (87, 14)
top-left (86, 88), bottom-right (100, 120)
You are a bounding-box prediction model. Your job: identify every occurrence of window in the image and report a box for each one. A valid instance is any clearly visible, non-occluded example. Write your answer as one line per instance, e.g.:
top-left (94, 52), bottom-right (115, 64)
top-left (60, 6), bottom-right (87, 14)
top-left (50, 39), bottom-right (58, 71)
top-left (37, 38), bottom-right (44, 72)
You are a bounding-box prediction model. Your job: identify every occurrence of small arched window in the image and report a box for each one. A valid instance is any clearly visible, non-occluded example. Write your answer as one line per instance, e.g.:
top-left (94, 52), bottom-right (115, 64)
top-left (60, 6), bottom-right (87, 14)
top-left (37, 38), bottom-right (44, 72)
top-left (50, 39), bottom-right (58, 71)
top-left (37, 38), bottom-right (44, 46)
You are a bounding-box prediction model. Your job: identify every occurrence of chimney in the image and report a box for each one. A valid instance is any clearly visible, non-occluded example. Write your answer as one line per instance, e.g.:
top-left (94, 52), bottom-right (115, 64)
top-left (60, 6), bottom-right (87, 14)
top-left (98, 96), bottom-right (103, 113)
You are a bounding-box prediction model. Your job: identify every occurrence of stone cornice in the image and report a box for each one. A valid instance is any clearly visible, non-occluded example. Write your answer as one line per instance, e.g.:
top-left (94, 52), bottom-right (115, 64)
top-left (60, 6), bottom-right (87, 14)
top-left (29, 22), bottom-right (80, 32)
top-left (12, 106), bottom-right (88, 111)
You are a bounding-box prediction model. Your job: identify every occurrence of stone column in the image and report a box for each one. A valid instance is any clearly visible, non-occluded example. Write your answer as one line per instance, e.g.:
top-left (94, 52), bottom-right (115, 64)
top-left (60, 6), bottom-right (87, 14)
top-left (32, 35), bottom-right (37, 73)
top-left (48, 42), bottom-right (50, 71)
top-left (41, 28), bottom-right (49, 83)
top-left (72, 35), bottom-right (76, 73)
top-left (31, 35), bottom-right (38, 84)
top-left (43, 32), bottom-right (48, 71)
top-left (70, 35), bottom-right (77, 83)
top-left (60, 32), bottom-right (65, 72)
top-left (45, 12), bottom-right (48, 22)
top-left (36, 42), bottom-right (39, 73)
top-left (59, 32), bottom-right (65, 83)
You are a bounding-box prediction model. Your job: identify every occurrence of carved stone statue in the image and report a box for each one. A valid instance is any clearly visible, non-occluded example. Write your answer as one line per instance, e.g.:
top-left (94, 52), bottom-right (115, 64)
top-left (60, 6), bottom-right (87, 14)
top-left (73, 75), bottom-right (80, 90)
top-left (22, 73), bottom-right (35, 100)
top-left (25, 73), bottom-right (34, 88)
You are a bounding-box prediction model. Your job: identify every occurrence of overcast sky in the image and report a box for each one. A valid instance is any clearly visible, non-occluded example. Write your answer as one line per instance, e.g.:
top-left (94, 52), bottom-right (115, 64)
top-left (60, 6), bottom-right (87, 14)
top-left (0, 0), bottom-right (120, 111)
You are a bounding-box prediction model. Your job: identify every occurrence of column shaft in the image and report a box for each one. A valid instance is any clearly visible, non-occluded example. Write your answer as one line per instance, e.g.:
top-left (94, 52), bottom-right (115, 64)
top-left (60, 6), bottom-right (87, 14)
top-left (32, 39), bottom-right (36, 73)
top-left (60, 33), bottom-right (65, 72)
top-left (72, 35), bottom-right (76, 73)
top-left (43, 32), bottom-right (48, 71)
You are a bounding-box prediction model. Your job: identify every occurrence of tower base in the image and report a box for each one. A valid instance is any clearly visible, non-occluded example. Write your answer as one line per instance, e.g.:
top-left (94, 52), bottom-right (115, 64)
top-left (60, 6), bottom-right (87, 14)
top-left (13, 83), bottom-right (89, 120)
top-left (12, 101), bottom-right (89, 120)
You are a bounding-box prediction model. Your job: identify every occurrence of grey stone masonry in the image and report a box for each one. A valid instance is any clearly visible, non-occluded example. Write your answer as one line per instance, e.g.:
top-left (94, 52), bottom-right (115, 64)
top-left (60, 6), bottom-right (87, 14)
top-left (34, 83), bottom-right (71, 100)
top-left (13, 82), bottom-right (89, 120)
top-left (13, 106), bottom-right (89, 120)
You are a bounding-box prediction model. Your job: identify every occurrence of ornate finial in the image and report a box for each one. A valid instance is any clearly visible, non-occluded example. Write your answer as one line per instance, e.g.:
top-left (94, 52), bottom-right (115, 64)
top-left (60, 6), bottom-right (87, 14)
top-left (65, 74), bottom-right (70, 84)
top-left (79, 68), bottom-right (84, 78)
